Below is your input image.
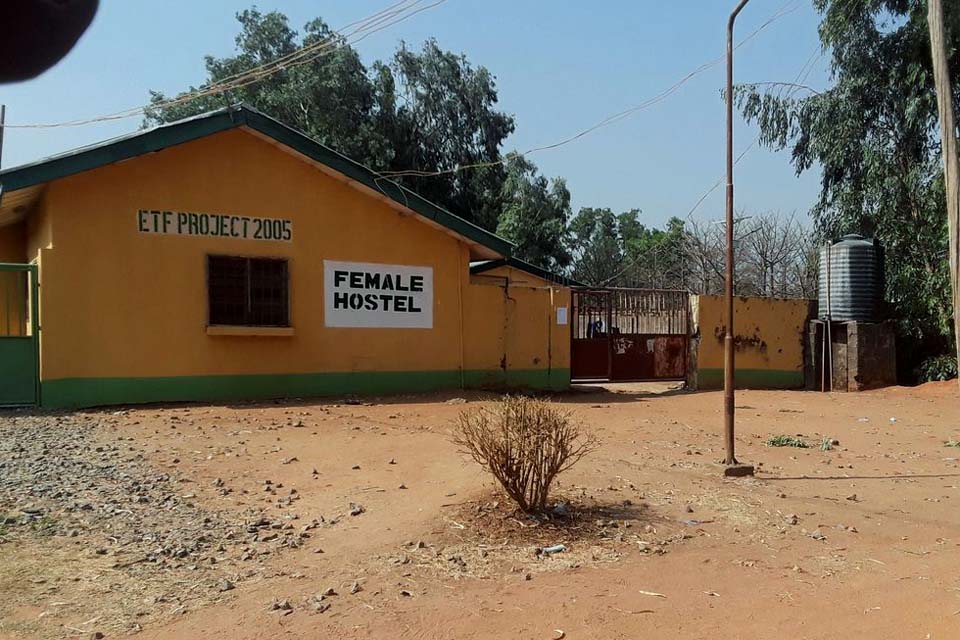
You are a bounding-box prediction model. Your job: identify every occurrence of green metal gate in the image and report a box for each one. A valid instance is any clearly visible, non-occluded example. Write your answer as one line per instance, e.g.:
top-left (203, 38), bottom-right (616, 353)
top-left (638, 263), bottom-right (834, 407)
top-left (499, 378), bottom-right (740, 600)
top-left (0, 263), bottom-right (39, 406)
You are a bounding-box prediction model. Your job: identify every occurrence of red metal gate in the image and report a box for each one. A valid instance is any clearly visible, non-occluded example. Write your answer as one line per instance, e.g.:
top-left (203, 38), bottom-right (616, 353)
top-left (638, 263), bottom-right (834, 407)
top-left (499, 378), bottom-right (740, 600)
top-left (571, 288), bottom-right (688, 382)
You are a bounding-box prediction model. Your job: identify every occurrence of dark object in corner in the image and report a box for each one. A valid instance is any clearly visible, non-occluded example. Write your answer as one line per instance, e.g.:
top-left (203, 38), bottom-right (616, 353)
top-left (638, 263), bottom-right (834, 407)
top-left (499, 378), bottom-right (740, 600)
top-left (0, 0), bottom-right (99, 83)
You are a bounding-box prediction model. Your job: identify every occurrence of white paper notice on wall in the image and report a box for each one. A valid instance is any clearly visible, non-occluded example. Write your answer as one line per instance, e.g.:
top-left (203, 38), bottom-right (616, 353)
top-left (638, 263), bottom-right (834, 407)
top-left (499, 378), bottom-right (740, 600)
top-left (324, 260), bottom-right (433, 329)
top-left (556, 306), bottom-right (568, 325)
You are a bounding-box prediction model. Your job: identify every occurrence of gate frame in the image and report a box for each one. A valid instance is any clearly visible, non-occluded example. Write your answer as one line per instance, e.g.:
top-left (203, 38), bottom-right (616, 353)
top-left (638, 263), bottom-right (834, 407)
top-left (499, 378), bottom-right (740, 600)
top-left (570, 286), bottom-right (689, 383)
top-left (0, 262), bottom-right (40, 407)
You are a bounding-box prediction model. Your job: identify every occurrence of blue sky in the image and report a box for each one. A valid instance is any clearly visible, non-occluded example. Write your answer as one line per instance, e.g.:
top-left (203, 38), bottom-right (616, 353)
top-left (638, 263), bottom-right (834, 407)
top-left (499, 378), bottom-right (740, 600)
top-left (0, 0), bottom-right (828, 228)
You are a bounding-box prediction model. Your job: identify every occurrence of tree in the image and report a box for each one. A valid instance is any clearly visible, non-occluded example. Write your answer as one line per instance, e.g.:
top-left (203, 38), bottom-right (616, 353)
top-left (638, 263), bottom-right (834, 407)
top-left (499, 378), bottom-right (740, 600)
top-left (927, 0), bottom-right (960, 388)
top-left (619, 215), bottom-right (688, 289)
top-left (734, 0), bottom-right (960, 378)
top-left (144, 10), bottom-right (514, 230)
top-left (495, 155), bottom-right (572, 271)
top-left (568, 207), bottom-right (625, 285)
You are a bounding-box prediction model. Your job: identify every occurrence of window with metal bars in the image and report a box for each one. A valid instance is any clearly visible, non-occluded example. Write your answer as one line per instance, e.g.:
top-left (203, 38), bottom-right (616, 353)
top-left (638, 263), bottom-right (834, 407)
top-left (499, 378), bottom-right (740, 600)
top-left (207, 256), bottom-right (289, 327)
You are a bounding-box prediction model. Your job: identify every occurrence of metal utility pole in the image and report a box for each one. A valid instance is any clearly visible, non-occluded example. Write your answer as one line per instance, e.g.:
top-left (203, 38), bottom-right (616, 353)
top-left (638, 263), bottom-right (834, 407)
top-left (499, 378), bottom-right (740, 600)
top-left (0, 105), bottom-right (6, 170)
top-left (723, 0), bottom-right (754, 476)
top-left (927, 0), bottom-right (960, 392)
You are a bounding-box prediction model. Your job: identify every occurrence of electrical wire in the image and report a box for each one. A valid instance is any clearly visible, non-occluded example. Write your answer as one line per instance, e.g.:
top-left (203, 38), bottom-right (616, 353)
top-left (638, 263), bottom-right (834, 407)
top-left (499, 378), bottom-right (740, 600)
top-left (4, 0), bottom-right (448, 129)
top-left (597, 46), bottom-right (825, 286)
top-left (379, 0), bottom-right (803, 178)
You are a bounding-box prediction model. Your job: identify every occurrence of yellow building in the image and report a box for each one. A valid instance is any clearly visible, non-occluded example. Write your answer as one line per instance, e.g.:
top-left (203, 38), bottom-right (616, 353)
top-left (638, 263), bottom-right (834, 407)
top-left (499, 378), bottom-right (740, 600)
top-left (0, 106), bottom-right (572, 408)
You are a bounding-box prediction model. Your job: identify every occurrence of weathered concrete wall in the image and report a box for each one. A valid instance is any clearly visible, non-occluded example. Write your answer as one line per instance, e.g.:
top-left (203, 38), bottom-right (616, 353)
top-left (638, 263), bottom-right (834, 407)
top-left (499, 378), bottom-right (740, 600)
top-left (806, 320), bottom-right (896, 391)
top-left (689, 294), bottom-right (816, 390)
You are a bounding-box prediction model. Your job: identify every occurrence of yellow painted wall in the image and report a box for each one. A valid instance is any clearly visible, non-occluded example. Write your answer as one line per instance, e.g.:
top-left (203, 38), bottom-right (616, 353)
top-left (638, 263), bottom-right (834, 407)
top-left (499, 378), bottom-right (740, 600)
top-left (464, 266), bottom-right (570, 389)
top-left (693, 294), bottom-right (814, 389)
top-left (0, 222), bottom-right (28, 336)
top-left (0, 221), bottom-right (26, 262)
top-left (37, 128), bottom-right (464, 380)
top-left (18, 127), bottom-right (569, 406)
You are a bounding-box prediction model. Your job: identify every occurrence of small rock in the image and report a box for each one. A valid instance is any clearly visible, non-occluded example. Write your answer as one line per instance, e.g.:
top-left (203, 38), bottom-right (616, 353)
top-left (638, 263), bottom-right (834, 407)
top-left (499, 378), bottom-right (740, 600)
top-left (219, 579), bottom-right (235, 592)
top-left (322, 587), bottom-right (337, 597)
top-left (349, 503), bottom-right (365, 516)
top-left (271, 599), bottom-right (293, 611)
top-left (810, 529), bottom-right (826, 541)
top-left (350, 581), bottom-right (362, 594)
top-left (785, 514), bottom-right (798, 525)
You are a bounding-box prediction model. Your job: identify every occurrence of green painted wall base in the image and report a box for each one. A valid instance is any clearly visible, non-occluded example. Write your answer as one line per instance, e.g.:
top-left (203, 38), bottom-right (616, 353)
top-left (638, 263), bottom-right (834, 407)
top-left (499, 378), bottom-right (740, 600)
top-left (696, 368), bottom-right (803, 390)
top-left (40, 368), bottom-right (571, 409)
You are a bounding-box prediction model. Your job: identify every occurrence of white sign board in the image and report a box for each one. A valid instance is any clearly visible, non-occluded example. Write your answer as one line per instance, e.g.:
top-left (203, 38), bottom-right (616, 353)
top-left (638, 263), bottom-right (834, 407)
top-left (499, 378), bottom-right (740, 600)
top-left (324, 260), bottom-right (433, 329)
top-left (556, 306), bottom-right (568, 325)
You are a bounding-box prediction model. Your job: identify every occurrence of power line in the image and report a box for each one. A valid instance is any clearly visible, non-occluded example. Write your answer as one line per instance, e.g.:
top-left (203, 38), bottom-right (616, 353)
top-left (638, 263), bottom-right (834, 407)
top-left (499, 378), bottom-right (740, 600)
top-left (4, 0), bottom-right (448, 129)
top-left (379, 0), bottom-right (803, 179)
top-left (597, 47), bottom-right (825, 286)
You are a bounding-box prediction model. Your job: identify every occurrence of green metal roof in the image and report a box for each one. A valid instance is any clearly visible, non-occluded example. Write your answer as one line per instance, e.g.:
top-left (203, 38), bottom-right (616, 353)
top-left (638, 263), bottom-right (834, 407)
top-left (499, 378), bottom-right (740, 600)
top-left (470, 257), bottom-right (583, 287)
top-left (0, 105), bottom-right (514, 257)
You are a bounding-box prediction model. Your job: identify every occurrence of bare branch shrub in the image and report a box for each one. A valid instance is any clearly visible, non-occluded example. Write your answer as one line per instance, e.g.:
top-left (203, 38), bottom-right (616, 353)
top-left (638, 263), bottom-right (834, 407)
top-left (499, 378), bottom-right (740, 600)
top-left (452, 396), bottom-right (599, 513)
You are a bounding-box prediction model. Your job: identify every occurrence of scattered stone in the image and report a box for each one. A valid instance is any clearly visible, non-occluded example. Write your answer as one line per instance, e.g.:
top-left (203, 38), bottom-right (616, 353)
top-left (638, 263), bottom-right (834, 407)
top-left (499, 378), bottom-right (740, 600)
top-left (271, 599), bottom-right (293, 611)
top-left (388, 458), bottom-right (397, 465)
top-left (400, 589), bottom-right (413, 597)
top-left (219, 579), bottom-right (235, 592)
top-left (785, 514), bottom-right (799, 525)
top-left (810, 529), bottom-right (826, 541)
top-left (349, 503), bottom-right (365, 516)
top-left (398, 484), bottom-right (408, 490)
top-left (351, 465), bottom-right (361, 470)
top-left (350, 581), bottom-right (362, 594)
top-left (322, 587), bottom-right (338, 597)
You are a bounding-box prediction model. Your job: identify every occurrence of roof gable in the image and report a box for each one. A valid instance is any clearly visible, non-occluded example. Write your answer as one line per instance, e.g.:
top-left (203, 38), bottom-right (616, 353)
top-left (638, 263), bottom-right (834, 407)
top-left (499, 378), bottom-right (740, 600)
top-left (0, 105), bottom-right (513, 258)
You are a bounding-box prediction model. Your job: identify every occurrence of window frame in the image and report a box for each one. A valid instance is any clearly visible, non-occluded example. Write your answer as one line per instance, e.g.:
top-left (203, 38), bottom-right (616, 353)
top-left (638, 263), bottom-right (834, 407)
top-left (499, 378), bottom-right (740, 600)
top-left (206, 254), bottom-right (291, 328)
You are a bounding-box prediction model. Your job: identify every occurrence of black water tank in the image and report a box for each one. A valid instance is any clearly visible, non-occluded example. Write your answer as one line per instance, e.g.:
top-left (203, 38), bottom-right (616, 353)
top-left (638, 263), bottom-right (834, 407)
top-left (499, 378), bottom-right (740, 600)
top-left (817, 234), bottom-right (884, 322)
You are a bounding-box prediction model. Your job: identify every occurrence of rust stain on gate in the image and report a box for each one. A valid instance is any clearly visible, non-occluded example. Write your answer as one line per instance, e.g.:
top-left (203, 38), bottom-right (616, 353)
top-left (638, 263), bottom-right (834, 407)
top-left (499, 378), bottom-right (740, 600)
top-left (571, 288), bottom-right (688, 382)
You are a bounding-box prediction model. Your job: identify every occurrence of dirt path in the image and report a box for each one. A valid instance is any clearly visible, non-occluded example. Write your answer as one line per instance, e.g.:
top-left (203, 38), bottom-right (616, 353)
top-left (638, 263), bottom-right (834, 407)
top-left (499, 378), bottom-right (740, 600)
top-left (2, 382), bottom-right (960, 639)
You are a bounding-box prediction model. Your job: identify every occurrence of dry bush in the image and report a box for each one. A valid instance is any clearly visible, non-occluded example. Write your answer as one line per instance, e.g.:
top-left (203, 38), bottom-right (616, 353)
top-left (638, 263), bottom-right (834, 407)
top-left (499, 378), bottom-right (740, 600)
top-left (452, 396), bottom-right (599, 513)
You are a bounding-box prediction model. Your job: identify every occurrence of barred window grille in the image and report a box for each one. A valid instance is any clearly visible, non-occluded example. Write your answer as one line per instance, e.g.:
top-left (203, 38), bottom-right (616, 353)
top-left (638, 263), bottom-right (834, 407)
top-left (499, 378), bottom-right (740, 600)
top-left (208, 255), bottom-right (289, 327)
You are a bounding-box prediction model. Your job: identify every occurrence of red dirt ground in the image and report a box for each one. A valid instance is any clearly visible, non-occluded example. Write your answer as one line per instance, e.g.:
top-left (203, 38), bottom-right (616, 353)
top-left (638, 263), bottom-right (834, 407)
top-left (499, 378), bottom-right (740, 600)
top-left (5, 381), bottom-right (960, 639)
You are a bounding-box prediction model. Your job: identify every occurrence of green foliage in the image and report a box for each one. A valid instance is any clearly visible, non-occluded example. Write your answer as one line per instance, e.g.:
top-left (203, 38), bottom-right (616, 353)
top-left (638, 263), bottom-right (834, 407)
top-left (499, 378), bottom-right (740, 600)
top-left (945, 440), bottom-right (960, 448)
top-left (495, 155), bottom-right (572, 270)
top-left (567, 207), bottom-right (627, 285)
top-left (566, 209), bottom-right (690, 287)
top-left (916, 354), bottom-right (958, 382)
top-left (766, 435), bottom-right (809, 448)
top-left (734, 0), bottom-right (960, 377)
top-left (145, 9), bottom-right (514, 231)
